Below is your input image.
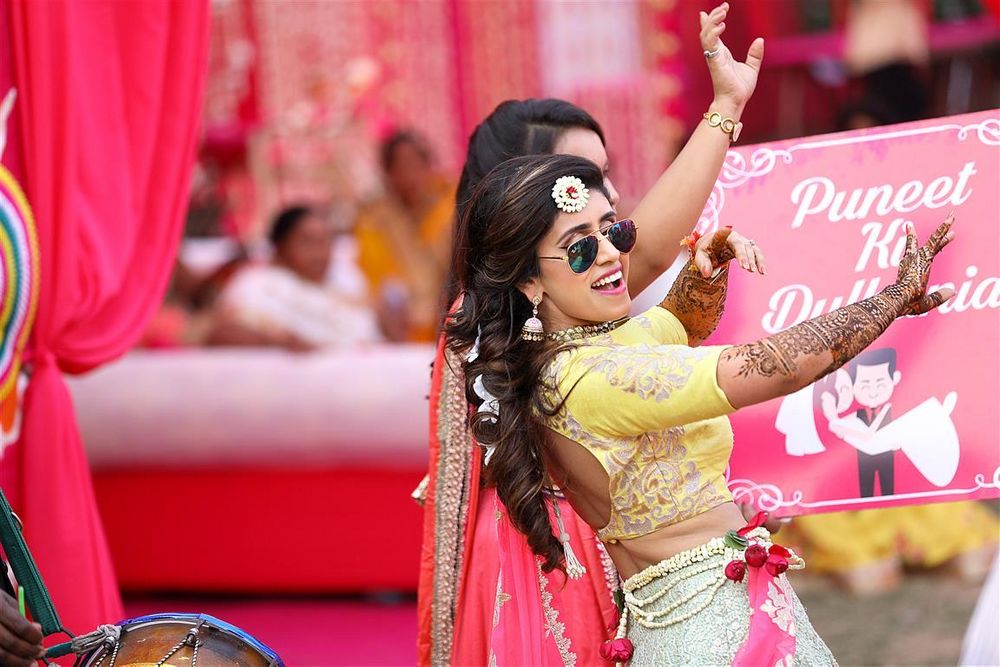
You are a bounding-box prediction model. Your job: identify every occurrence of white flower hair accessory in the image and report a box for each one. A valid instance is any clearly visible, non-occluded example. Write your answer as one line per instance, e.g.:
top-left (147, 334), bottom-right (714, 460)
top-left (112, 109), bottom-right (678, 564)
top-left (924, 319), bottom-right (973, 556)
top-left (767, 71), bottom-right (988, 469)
top-left (551, 175), bottom-right (589, 213)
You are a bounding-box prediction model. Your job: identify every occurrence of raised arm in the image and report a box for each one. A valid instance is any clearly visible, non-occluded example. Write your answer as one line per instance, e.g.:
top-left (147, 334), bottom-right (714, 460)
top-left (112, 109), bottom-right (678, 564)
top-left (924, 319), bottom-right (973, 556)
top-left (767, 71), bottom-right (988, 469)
top-left (627, 2), bottom-right (765, 295)
top-left (718, 216), bottom-right (955, 409)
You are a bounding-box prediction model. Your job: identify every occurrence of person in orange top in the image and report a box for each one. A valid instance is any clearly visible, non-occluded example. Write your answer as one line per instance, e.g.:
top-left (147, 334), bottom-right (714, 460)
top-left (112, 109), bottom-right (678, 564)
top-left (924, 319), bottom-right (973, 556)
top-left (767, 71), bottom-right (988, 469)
top-left (354, 130), bottom-right (454, 342)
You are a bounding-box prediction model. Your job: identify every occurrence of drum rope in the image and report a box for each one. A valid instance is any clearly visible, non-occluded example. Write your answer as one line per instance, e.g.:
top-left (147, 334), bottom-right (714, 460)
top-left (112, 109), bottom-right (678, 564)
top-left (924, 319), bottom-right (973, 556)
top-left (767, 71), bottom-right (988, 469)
top-left (152, 622), bottom-right (205, 667)
top-left (88, 621), bottom-right (204, 667)
top-left (53, 625), bottom-right (119, 665)
top-left (92, 635), bottom-right (120, 667)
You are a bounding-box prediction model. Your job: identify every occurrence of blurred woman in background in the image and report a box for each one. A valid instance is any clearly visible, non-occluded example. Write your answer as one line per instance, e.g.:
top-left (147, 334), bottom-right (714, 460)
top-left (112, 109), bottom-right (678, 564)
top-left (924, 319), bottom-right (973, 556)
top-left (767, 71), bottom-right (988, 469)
top-left (209, 205), bottom-right (381, 350)
top-left (354, 131), bottom-right (454, 342)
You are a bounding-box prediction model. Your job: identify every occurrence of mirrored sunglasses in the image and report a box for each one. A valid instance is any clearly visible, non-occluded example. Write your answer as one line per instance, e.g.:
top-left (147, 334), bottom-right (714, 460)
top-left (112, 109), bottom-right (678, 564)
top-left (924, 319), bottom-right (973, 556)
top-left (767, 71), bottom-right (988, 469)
top-left (540, 218), bottom-right (637, 274)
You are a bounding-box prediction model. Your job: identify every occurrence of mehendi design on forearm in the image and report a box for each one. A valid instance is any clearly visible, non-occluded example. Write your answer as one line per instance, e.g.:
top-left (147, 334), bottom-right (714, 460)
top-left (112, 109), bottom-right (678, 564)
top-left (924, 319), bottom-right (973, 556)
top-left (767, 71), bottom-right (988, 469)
top-left (661, 231), bottom-right (736, 345)
top-left (722, 283), bottom-right (909, 381)
top-left (721, 215), bottom-right (954, 388)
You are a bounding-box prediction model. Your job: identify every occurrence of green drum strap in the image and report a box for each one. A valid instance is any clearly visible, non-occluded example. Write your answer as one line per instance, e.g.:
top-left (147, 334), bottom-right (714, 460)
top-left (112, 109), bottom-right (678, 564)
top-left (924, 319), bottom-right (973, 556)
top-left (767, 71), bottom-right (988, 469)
top-left (44, 640), bottom-right (74, 659)
top-left (44, 624), bottom-right (121, 660)
top-left (0, 488), bottom-right (66, 636)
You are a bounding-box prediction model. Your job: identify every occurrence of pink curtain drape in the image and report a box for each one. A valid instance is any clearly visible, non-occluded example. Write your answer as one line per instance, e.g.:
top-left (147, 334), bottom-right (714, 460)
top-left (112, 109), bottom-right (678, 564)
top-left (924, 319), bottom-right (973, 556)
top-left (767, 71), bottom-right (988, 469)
top-left (4, 0), bottom-right (210, 634)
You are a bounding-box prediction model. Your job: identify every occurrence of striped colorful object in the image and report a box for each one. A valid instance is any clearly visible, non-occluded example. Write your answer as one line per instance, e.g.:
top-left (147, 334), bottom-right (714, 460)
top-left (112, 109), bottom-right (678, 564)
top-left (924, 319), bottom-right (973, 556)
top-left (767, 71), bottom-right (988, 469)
top-left (0, 163), bottom-right (40, 444)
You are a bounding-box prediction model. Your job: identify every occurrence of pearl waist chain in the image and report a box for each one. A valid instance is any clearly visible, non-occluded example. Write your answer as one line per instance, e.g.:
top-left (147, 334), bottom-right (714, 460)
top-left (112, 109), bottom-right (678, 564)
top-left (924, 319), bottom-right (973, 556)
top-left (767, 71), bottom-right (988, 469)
top-left (616, 528), bottom-right (772, 634)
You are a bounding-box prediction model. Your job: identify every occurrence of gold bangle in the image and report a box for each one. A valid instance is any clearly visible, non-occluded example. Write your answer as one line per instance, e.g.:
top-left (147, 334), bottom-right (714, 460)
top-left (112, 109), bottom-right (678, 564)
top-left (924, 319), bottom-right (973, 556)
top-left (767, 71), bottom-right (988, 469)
top-left (703, 111), bottom-right (743, 143)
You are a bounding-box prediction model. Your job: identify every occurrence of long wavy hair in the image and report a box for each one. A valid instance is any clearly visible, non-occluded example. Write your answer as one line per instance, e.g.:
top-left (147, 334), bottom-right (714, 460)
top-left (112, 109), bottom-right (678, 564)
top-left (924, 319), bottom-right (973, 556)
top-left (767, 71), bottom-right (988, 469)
top-left (446, 99), bottom-right (606, 305)
top-left (447, 154), bottom-right (609, 572)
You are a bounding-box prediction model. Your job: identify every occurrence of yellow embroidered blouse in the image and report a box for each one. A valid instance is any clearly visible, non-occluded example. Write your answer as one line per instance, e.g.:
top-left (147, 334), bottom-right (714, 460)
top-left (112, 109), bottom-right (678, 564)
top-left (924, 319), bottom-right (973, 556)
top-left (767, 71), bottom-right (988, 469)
top-left (540, 307), bottom-right (736, 542)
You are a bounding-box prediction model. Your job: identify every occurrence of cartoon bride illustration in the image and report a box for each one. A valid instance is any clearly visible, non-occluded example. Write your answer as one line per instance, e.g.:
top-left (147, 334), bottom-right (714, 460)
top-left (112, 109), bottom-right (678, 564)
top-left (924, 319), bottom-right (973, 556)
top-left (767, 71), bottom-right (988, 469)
top-left (775, 347), bottom-right (960, 496)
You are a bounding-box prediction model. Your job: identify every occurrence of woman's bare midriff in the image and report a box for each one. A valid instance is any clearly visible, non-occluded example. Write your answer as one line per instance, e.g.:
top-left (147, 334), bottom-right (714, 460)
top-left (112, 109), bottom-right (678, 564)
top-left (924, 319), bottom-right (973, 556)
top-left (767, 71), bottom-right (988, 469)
top-left (603, 503), bottom-right (746, 579)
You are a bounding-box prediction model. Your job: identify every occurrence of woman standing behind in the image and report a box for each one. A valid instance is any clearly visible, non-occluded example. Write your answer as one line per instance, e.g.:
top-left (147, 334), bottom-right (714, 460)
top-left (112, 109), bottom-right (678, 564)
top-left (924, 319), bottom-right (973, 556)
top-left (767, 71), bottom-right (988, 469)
top-left (451, 154), bottom-right (954, 665)
top-left (418, 5), bottom-right (768, 664)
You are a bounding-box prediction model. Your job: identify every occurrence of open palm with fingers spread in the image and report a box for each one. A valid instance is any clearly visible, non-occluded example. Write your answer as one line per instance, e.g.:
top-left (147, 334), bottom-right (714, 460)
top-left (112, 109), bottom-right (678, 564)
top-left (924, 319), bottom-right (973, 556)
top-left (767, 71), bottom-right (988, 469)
top-left (700, 2), bottom-right (764, 111)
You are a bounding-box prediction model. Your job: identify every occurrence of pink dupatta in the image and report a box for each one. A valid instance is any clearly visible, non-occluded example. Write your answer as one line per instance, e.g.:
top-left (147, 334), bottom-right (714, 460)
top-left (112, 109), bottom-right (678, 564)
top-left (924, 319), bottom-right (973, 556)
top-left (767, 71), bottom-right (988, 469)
top-left (454, 488), bottom-right (618, 666)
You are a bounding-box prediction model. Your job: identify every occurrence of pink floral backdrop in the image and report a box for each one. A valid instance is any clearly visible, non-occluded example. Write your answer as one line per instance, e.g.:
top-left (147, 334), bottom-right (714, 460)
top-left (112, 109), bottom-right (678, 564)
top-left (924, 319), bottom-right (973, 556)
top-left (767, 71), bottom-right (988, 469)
top-left (202, 0), bottom-right (688, 238)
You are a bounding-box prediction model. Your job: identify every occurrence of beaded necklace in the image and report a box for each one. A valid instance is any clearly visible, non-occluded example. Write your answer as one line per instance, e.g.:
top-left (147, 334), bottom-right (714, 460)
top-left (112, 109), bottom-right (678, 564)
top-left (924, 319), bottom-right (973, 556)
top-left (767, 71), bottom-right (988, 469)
top-left (546, 316), bottom-right (629, 343)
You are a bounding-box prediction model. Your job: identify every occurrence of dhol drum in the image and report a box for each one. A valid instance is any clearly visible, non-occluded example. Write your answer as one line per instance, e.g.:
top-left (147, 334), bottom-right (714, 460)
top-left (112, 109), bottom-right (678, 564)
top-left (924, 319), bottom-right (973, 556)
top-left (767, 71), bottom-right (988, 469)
top-left (73, 613), bottom-right (283, 666)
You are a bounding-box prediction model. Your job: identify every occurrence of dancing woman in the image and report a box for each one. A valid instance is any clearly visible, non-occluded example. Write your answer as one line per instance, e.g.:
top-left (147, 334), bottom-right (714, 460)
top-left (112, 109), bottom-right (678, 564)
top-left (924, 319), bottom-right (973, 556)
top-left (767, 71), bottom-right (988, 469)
top-left (448, 154), bottom-right (954, 665)
top-left (418, 5), bottom-right (769, 664)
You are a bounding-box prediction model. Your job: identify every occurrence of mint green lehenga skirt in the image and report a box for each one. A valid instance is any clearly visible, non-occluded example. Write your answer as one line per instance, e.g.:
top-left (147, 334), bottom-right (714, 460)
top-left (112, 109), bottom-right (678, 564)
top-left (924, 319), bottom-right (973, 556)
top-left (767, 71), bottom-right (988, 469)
top-left (619, 532), bottom-right (838, 666)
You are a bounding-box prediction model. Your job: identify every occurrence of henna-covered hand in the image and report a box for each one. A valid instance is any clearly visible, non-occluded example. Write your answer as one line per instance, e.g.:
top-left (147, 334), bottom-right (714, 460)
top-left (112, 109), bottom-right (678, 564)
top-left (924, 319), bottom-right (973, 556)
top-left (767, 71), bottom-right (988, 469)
top-left (896, 213), bottom-right (956, 316)
top-left (690, 227), bottom-right (766, 277)
top-left (717, 217), bottom-right (957, 409)
top-left (662, 228), bottom-right (743, 345)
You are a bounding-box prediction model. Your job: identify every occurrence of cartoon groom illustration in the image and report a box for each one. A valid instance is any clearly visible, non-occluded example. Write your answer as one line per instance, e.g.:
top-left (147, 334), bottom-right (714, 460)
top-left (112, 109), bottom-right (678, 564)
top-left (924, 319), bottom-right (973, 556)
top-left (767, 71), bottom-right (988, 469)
top-left (848, 348), bottom-right (900, 497)
top-left (776, 348), bottom-right (961, 494)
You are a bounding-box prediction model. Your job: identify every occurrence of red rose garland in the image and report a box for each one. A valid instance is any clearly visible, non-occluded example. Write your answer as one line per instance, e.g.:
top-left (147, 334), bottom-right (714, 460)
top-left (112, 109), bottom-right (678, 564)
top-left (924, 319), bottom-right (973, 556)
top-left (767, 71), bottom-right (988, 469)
top-left (727, 513), bottom-right (800, 581)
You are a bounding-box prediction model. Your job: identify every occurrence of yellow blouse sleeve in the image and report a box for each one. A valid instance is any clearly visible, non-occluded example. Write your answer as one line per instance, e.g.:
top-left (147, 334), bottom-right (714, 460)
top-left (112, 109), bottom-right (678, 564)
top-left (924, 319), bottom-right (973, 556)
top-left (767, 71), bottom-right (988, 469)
top-left (641, 306), bottom-right (689, 345)
top-left (555, 343), bottom-right (735, 437)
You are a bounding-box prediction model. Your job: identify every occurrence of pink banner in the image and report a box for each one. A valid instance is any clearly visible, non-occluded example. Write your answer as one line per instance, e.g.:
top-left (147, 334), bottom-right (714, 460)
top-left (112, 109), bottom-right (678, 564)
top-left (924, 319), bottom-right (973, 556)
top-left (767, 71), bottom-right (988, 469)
top-left (706, 110), bottom-right (1000, 516)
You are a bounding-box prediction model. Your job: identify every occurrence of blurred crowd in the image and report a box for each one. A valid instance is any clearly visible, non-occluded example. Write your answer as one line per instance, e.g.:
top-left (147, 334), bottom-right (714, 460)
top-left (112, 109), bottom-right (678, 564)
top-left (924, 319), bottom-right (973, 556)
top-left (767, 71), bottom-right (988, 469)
top-left (145, 0), bottom-right (999, 355)
top-left (142, 130), bottom-right (454, 350)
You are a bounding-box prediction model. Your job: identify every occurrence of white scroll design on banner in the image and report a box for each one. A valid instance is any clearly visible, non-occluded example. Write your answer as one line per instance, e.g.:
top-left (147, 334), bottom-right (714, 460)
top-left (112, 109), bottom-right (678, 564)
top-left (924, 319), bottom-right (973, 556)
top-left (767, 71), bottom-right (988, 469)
top-left (728, 475), bottom-right (804, 513)
top-left (697, 148), bottom-right (793, 235)
top-left (956, 117), bottom-right (1000, 145)
top-left (729, 466), bottom-right (1000, 514)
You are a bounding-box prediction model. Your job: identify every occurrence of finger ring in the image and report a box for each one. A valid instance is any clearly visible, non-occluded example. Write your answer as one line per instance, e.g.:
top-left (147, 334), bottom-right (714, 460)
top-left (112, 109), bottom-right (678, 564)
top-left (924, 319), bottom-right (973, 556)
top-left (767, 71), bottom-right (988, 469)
top-left (748, 239), bottom-right (756, 246)
top-left (704, 48), bottom-right (720, 59)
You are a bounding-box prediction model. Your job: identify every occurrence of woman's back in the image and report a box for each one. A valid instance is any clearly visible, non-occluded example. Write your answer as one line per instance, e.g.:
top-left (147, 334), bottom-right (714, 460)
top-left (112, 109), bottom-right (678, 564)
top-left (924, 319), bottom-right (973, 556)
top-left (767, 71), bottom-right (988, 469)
top-left (537, 307), bottom-right (745, 576)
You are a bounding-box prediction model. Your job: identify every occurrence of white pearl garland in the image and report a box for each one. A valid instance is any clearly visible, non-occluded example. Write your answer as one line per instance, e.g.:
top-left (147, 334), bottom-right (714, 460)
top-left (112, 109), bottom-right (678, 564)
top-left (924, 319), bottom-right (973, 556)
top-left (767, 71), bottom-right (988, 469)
top-left (624, 560), bottom-right (722, 613)
top-left (617, 528), bottom-right (774, 634)
top-left (631, 577), bottom-right (728, 629)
